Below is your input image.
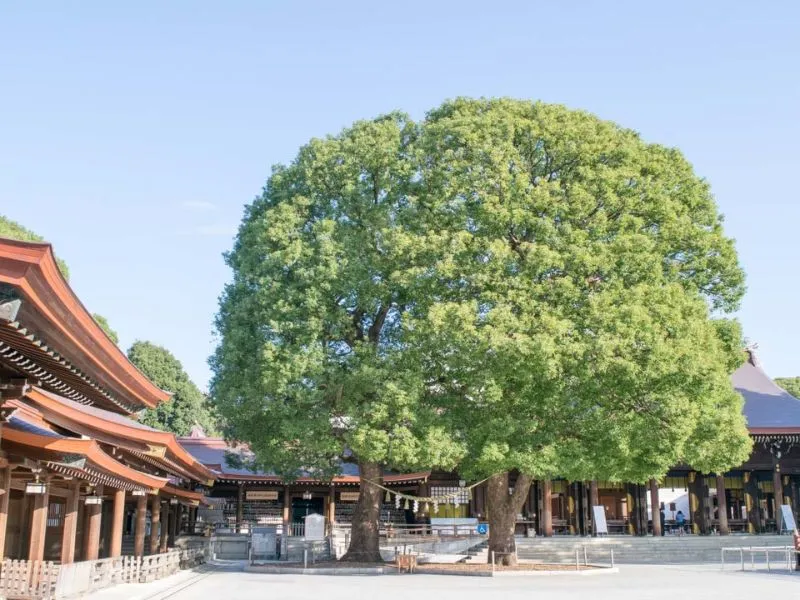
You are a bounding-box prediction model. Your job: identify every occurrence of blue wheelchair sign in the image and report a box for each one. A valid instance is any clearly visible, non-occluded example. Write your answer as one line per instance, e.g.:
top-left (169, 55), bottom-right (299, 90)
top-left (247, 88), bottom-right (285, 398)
top-left (476, 523), bottom-right (488, 534)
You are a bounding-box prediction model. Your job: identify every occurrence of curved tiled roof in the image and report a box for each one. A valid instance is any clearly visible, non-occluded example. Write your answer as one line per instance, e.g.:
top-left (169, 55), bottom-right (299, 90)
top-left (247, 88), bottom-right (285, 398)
top-left (733, 351), bottom-right (800, 432)
top-left (178, 437), bottom-right (429, 484)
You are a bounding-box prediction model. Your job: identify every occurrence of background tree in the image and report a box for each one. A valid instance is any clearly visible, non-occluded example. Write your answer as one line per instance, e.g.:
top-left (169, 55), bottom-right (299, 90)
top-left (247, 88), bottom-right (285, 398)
top-left (1, 214), bottom-right (70, 278)
top-left (775, 377), bottom-right (800, 399)
top-left (211, 114), bottom-right (464, 562)
top-left (129, 340), bottom-right (219, 436)
top-left (412, 98), bottom-right (750, 564)
top-left (1, 214), bottom-right (120, 344)
top-left (92, 313), bottom-right (119, 344)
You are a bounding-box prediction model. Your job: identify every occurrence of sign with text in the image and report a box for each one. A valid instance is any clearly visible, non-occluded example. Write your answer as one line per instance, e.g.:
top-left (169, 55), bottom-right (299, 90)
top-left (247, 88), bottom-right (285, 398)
top-left (251, 527), bottom-right (278, 561)
top-left (246, 490), bottom-right (278, 501)
top-left (339, 492), bottom-right (360, 502)
top-left (592, 505), bottom-right (608, 535)
top-left (780, 504), bottom-right (797, 533)
top-left (305, 513), bottom-right (326, 540)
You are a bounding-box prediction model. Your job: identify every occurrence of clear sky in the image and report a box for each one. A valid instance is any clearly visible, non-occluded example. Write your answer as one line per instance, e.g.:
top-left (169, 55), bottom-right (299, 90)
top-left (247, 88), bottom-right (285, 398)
top-left (2, 1), bottom-right (799, 388)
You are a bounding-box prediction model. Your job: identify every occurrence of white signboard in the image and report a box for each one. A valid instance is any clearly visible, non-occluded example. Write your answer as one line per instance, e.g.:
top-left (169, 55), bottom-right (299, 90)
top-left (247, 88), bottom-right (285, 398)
top-left (246, 490), bottom-right (278, 501)
top-left (305, 513), bottom-right (325, 540)
top-left (592, 505), bottom-right (608, 535)
top-left (780, 504), bottom-right (797, 533)
top-left (339, 492), bottom-right (360, 502)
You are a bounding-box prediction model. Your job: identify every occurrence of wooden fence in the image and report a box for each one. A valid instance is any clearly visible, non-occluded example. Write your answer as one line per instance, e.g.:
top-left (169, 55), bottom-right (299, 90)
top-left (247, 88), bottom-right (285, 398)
top-left (0, 547), bottom-right (206, 600)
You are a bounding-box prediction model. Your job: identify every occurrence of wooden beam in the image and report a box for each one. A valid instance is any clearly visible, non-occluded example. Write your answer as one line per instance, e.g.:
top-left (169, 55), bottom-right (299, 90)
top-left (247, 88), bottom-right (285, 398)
top-left (28, 485), bottom-right (50, 561)
top-left (0, 466), bottom-right (11, 559)
top-left (589, 480), bottom-right (599, 537)
top-left (650, 479), bottom-right (661, 537)
top-left (541, 479), bottom-right (553, 537)
top-left (83, 485), bottom-right (103, 560)
top-left (159, 502), bottom-right (169, 553)
top-left (744, 471), bottom-right (761, 533)
top-left (716, 475), bottom-right (729, 535)
top-left (134, 494), bottom-right (147, 557)
top-left (60, 482), bottom-right (80, 564)
top-left (149, 495), bottom-right (161, 554)
top-left (773, 463), bottom-right (785, 529)
top-left (109, 489), bottom-right (125, 557)
top-left (236, 483), bottom-right (244, 533)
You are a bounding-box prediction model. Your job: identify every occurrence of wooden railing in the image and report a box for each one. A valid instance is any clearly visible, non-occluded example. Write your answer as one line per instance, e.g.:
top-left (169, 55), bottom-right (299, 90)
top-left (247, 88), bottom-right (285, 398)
top-left (0, 559), bottom-right (59, 599)
top-left (0, 547), bottom-right (206, 600)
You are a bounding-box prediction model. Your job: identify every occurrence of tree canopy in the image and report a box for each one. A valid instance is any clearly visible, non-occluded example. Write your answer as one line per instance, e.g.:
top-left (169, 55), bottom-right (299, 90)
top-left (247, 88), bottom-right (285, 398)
top-left (92, 313), bottom-right (119, 345)
top-left (1, 214), bottom-right (120, 345)
top-left (211, 98), bottom-right (752, 562)
top-left (1, 214), bottom-right (70, 278)
top-left (413, 98), bottom-right (750, 483)
top-left (775, 377), bottom-right (800, 399)
top-left (128, 341), bottom-right (218, 436)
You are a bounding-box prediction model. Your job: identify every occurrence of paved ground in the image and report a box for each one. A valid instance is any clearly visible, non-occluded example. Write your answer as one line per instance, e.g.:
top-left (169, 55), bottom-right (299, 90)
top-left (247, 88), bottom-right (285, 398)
top-left (86, 563), bottom-right (799, 600)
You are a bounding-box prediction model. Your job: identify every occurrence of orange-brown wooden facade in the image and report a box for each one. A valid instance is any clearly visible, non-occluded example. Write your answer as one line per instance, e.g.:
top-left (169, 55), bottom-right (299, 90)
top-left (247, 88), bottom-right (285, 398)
top-left (0, 238), bottom-right (215, 563)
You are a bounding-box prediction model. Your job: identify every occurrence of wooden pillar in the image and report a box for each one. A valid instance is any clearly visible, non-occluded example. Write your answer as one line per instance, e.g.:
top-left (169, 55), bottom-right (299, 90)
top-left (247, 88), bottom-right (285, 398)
top-left (169, 503), bottom-right (179, 545)
top-left (109, 489), bottom-right (126, 557)
top-left (282, 486), bottom-right (290, 536)
top-left (134, 494), bottom-right (147, 556)
top-left (541, 479), bottom-right (553, 537)
top-left (236, 484), bottom-right (244, 533)
top-left (328, 485), bottom-right (336, 527)
top-left (160, 503), bottom-right (169, 552)
top-left (688, 473), bottom-right (701, 534)
top-left (0, 466), bottom-right (11, 559)
top-left (625, 485), bottom-right (635, 535)
top-left (150, 496), bottom-right (161, 554)
top-left (83, 486), bottom-right (103, 560)
top-left (744, 471), bottom-right (761, 533)
top-left (566, 482), bottom-right (576, 534)
top-left (649, 479), bottom-right (661, 537)
top-left (773, 463), bottom-right (784, 530)
top-left (28, 484), bottom-right (50, 561)
top-left (589, 480), bottom-right (599, 537)
top-left (60, 482), bottom-right (80, 564)
top-left (714, 475), bottom-right (729, 535)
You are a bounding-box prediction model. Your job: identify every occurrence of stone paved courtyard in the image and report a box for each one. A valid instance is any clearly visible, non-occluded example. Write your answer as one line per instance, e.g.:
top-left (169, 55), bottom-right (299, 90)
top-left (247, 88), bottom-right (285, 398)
top-left (85, 563), bottom-right (799, 600)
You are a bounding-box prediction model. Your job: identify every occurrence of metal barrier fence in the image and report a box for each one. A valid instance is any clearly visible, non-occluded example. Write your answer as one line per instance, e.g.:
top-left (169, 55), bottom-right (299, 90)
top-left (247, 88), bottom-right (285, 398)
top-left (720, 546), bottom-right (799, 573)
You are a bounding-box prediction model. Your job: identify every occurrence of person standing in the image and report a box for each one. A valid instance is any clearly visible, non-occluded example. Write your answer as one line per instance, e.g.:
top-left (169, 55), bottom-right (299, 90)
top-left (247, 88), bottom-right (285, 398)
top-left (659, 504), bottom-right (666, 536)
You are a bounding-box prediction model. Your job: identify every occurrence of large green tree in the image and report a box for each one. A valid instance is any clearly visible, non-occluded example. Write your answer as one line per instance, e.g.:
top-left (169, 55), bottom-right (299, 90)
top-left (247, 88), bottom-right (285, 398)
top-left (211, 114), bottom-right (464, 561)
top-left (1, 214), bottom-right (119, 344)
top-left (129, 341), bottom-right (218, 436)
top-left (411, 98), bottom-right (750, 563)
top-left (212, 99), bottom-right (751, 564)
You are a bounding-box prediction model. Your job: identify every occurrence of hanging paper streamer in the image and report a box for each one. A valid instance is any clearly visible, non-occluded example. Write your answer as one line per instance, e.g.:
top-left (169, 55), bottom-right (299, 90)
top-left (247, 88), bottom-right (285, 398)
top-left (395, 494), bottom-right (401, 510)
top-left (413, 500), bottom-right (419, 514)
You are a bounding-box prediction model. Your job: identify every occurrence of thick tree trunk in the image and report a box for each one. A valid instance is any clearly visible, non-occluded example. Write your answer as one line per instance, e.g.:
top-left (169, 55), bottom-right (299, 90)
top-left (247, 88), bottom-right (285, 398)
top-left (341, 460), bottom-right (383, 562)
top-left (486, 472), bottom-right (532, 567)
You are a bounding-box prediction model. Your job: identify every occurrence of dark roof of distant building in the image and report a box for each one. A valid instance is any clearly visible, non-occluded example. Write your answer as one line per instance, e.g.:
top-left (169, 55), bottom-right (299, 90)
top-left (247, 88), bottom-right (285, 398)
top-left (178, 436), bottom-right (429, 484)
top-left (733, 350), bottom-right (800, 432)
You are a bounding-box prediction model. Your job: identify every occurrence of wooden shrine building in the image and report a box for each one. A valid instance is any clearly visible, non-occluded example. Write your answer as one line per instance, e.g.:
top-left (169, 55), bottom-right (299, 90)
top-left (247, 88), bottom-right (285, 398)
top-left (0, 238), bottom-right (215, 564)
top-left (181, 349), bottom-right (800, 538)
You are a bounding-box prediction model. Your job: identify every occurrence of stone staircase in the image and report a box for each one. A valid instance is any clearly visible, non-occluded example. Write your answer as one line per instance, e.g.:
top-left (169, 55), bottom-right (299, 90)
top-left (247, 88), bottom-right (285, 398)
top-left (515, 535), bottom-right (795, 565)
top-left (463, 540), bottom-right (489, 563)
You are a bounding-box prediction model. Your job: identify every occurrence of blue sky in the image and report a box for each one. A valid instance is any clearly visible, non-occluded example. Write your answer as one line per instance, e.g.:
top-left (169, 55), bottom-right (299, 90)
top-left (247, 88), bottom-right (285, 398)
top-left (2, 1), bottom-right (799, 388)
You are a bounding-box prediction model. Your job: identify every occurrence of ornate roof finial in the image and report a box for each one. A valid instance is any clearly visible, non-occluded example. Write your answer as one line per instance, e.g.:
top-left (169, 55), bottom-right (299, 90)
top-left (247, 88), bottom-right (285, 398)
top-left (189, 423), bottom-right (206, 438)
top-left (745, 341), bottom-right (760, 367)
